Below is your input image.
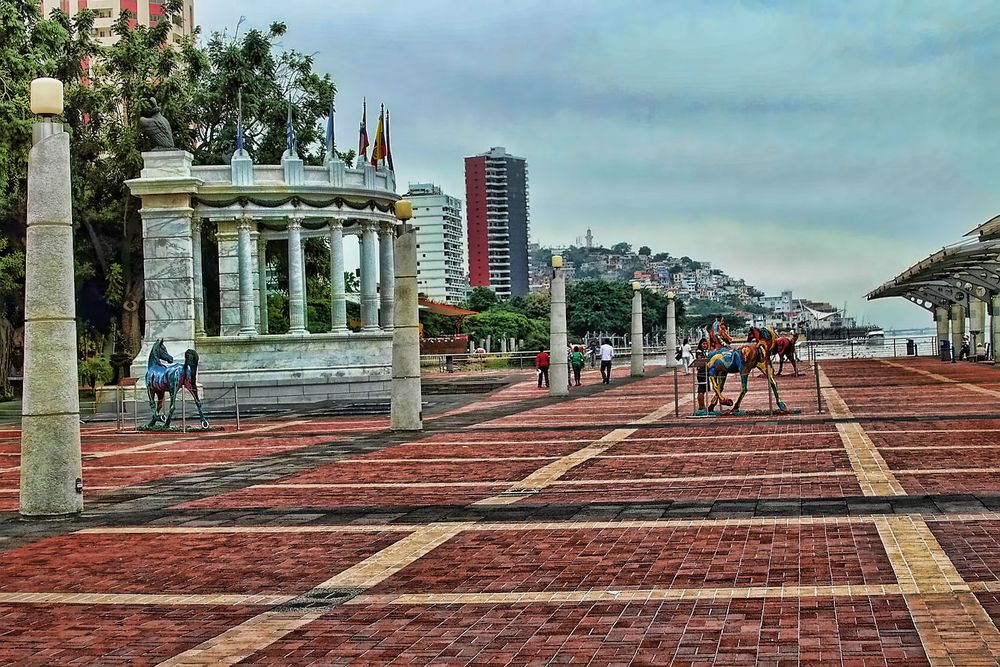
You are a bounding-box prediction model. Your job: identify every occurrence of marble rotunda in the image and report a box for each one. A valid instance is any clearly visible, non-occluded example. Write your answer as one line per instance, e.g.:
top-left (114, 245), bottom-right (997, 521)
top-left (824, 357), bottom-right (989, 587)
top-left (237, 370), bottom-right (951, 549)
top-left (126, 147), bottom-right (400, 405)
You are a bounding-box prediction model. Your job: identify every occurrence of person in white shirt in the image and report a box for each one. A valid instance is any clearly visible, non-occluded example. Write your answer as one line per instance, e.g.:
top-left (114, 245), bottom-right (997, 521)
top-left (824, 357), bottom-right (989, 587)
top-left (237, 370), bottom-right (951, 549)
top-left (681, 338), bottom-right (693, 374)
top-left (599, 338), bottom-right (615, 384)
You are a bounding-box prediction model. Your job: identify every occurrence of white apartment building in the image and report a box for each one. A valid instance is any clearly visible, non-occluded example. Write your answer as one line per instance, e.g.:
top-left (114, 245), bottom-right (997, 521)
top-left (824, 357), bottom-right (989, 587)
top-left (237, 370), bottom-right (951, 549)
top-left (406, 183), bottom-right (468, 305)
top-left (40, 0), bottom-right (195, 45)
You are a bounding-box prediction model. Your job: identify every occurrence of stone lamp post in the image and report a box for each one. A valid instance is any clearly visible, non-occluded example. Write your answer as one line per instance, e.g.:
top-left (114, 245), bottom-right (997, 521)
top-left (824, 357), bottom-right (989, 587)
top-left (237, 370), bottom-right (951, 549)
top-left (390, 200), bottom-right (422, 431)
top-left (665, 291), bottom-right (678, 368)
top-left (20, 77), bottom-right (84, 518)
top-left (630, 281), bottom-right (644, 377)
top-left (549, 255), bottom-right (569, 396)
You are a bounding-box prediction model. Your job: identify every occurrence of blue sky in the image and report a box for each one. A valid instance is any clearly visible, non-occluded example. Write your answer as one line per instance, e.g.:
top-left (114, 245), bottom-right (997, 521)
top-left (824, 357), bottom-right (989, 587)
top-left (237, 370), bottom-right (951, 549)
top-left (199, 1), bottom-right (1000, 329)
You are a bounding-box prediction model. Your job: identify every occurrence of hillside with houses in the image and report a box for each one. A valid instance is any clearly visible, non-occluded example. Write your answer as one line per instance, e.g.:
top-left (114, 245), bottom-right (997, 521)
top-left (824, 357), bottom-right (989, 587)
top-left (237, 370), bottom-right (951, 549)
top-left (527, 234), bottom-right (871, 335)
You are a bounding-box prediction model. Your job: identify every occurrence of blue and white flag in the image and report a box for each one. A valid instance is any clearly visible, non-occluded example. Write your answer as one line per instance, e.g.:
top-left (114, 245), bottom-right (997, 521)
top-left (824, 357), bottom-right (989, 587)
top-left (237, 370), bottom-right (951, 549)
top-left (325, 98), bottom-right (335, 158)
top-left (235, 89), bottom-right (245, 153)
top-left (285, 100), bottom-right (297, 156)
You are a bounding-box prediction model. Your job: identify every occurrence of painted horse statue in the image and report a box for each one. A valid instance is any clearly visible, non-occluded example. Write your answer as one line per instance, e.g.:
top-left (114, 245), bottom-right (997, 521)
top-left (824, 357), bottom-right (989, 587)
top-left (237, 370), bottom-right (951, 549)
top-left (773, 331), bottom-right (800, 376)
top-left (704, 326), bottom-right (786, 414)
top-left (144, 339), bottom-right (209, 429)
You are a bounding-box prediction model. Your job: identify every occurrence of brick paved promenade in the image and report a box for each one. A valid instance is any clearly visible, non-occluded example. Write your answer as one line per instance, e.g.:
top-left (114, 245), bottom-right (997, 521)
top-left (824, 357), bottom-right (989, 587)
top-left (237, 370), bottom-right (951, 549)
top-left (4, 357), bottom-right (1000, 664)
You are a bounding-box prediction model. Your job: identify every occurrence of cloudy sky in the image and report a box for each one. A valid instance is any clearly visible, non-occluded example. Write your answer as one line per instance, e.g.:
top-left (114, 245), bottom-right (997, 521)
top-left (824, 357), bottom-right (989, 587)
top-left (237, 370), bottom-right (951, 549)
top-left (200, 1), bottom-right (1000, 329)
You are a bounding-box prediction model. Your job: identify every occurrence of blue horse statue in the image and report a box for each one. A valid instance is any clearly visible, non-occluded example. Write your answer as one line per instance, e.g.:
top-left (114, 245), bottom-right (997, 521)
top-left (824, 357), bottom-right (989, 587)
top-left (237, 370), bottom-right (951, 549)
top-left (144, 339), bottom-right (209, 429)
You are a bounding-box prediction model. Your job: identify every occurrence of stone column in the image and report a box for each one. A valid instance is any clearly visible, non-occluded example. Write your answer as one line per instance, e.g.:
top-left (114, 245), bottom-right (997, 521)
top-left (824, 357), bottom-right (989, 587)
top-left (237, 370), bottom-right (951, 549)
top-left (20, 120), bottom-right (82, 517)
top-left (237, 219), bottom-right (257, 335)
top-left (329, 220), bottom-right (347, 331)
top-left (192, 217), bottom-right (206, 337)
top-left (391, 223), bottom-right (422, 431)
top-left (379, 222), bottom-right (395, 329)
top-left (992, 296), bottom-right (1000, 367)
top-left (287, 217), bottom-right (307, 335)
top-left (935, 306), bottom-right (949, 358)
top-left (549, 258), bottom-right (569, 396)
top-left (257, 235), bottom-right (268, 334)
top-left (631, 286), bottom-right (644, 377)
top-left (664, 294), bottom-right (678, 368)
top-left (126, 150), bottom-right (198, 378)
top-left (951, 303), bottom-right (966, 362)
top-left (215, 220), bottom-right (240, 336)
top-left (300, 236), bottom-right (309, 331)
top-left (970, 297), bottom-right (987, 355)
top-left (360, 221), bottom-right (379, 330)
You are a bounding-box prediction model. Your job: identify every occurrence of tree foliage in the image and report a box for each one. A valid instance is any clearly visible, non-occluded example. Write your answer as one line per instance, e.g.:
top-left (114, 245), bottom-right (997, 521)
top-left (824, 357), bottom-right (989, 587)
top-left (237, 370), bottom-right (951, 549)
top-left (465, 286), bottom-right (498, 313)
top-left (0, 3), bottom-right (345, 386)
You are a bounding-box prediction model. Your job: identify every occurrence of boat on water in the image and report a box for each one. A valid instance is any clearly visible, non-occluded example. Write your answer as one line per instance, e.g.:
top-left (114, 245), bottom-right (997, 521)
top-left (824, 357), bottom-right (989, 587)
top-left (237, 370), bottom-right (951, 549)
top-left (865, 329), bottom-right (885, 343)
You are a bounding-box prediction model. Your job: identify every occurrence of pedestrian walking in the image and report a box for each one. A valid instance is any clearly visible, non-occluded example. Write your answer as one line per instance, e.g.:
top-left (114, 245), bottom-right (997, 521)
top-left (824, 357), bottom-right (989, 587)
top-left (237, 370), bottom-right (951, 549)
top-left (536, 349), bottom-right (550, 388)
top-left (571, 345), bottom-right (585, 386)
top-left (588, 339), bottom-right (599, 369)
top-left (599, 338), bottom-right (614, 384)
top-left (681, 338), bottom-right (693, 374)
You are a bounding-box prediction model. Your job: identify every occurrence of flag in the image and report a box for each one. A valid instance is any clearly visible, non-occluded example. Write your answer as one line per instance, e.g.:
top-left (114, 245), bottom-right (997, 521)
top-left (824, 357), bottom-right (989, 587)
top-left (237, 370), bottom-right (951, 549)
top-left (285, 100), bottom-right (297, 156)
top-left (385, 107), bottom-right (394, 171)
top-left (358, 98), bottom-right (369, 161)
top-left (325, 98), bottom-right (335, 159)
top-left (370, 104), bottom-right (385, 167)
top-left (235, 88), bottom-right (244, 153)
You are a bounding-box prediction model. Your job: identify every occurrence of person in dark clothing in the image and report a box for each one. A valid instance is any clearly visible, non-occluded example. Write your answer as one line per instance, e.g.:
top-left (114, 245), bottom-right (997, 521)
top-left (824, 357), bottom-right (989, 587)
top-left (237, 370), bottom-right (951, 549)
top-left (536, 349), bottom-right (550, 388)
top-left (588, 339), bottom-right (600, 369)
top-left (570, 345), bottom-right (585, 386)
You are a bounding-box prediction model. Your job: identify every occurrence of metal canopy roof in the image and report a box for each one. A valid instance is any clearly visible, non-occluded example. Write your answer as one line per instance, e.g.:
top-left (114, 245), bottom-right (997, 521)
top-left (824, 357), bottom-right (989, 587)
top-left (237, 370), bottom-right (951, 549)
top-left (965, 213), bottom-right (1000, 241)
top-left (866, 238), bottom-right (1000, 310)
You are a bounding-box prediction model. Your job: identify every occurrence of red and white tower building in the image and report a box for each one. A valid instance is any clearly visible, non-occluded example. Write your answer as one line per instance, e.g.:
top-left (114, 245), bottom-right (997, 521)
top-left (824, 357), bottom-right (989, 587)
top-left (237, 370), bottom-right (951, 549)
top-left (464, 147), bottom-right (530, 298)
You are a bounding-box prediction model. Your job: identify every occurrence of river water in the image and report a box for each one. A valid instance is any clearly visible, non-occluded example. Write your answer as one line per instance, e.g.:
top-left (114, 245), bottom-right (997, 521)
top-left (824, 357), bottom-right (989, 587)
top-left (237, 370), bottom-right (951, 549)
top-left (800, 334), bottom-right (939, 360)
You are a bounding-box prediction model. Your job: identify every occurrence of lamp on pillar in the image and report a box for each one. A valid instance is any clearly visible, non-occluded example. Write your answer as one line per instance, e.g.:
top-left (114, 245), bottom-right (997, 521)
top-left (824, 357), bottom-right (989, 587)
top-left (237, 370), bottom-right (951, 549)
top-left (20, 77), bottom-right (84, 518)
top-left (630, 281), bottom-right (644, 377)
top-left (549, 255), bottom-right (569, 396)
top-left (390, 199), bottom-right (422, 431)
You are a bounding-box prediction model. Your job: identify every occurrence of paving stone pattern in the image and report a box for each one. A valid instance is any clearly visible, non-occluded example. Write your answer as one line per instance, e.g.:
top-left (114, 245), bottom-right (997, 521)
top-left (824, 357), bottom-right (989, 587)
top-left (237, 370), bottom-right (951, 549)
top-left (4, 359), bottom-right (1000, 663)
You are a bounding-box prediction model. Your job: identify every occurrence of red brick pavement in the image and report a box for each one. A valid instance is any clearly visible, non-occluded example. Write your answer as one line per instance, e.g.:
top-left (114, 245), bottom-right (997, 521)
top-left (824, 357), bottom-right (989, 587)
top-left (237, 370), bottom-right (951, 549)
top-left (3, 358), bottom-right (1000, 663)
top-left (239, 597), bottom-right (928, 666)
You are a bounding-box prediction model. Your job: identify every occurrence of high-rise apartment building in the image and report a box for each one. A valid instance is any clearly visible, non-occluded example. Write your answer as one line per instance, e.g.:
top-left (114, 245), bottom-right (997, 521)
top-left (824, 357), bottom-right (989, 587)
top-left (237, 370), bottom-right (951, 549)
top-left (39, 0), bottom-right (195, 45)
top-left (406, 183), bottom-right (468, 305)
top-left (464, 147), bottom-right (530, 298)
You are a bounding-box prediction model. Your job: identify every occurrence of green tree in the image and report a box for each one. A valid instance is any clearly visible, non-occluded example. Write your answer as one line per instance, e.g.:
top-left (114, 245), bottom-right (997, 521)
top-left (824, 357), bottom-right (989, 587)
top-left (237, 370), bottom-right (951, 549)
top-left (465, 286), bottom-right (498, 312)
top-left (566, 280), bottom-right (632, 336)
top-left (638, 245), bottom-right (652, 256)
top-left (461, 310), bottom-right (531, 344)
top-left (0, 1), bottom-right (96, 390)
top-left (610, 242), bottom-right (632, 255)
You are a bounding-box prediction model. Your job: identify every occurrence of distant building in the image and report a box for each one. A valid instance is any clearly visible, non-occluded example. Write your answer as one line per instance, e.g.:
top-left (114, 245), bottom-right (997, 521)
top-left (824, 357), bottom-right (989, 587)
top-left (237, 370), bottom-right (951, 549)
top-left (405, 183), bottom-right (467, 305)
top-left (464, 147), bottom-right (530, 298)
top-left (756, 290), bottom-right (794, 312)
top-left (585, 228), bottom-right (593, 248)
top-left (40, 0), bottom-right (195, 45)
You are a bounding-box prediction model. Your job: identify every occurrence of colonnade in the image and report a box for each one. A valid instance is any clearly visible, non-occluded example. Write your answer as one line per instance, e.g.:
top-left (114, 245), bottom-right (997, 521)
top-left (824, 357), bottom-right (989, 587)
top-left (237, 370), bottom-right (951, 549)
top-left (195, 216), bottom-right (397, 337)
top-left (934, 298), bottom-right (1000, 366)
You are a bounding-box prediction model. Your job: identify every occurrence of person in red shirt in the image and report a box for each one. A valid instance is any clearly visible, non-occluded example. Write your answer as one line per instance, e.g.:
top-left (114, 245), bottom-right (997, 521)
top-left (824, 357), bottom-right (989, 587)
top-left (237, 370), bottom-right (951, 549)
top-left (536, 350), bottom-right (550, 388)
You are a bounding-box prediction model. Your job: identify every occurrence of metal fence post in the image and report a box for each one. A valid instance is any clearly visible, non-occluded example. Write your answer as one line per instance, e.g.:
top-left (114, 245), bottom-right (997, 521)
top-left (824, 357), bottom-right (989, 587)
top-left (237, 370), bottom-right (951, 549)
top-left (234, 381), bottom-right (241, 431)
top-left (181, 390), bottom-right (187, 432)
top-left (673, 367), bottom-right (679, 417)
top-left (814, 361), bottom-right (822, 413)
top-left (893, 338), bottom-right (897, 357)
top-left (133, 383), bottom-right (138, 429)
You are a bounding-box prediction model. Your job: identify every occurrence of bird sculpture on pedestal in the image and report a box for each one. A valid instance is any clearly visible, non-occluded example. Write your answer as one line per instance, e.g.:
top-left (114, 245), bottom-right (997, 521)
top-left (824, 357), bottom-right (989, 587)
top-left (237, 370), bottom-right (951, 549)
top-left (139, 97), bottom-right (174, 150)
